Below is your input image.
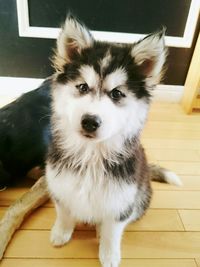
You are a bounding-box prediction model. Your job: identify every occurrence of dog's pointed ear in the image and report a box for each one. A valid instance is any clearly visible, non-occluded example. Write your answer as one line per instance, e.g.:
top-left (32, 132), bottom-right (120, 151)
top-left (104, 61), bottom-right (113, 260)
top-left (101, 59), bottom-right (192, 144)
top-left (131, 28), bottom-right (167, 85)
top-left (53, 14), bottom-right (94, 71)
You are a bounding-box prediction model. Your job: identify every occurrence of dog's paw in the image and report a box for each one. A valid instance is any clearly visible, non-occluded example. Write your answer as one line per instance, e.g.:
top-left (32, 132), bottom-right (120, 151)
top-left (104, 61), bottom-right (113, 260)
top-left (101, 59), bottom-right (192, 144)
top-left (99, 247), bottom-right (120, 267)
top-left (50, 224), bottom-right (73, 247)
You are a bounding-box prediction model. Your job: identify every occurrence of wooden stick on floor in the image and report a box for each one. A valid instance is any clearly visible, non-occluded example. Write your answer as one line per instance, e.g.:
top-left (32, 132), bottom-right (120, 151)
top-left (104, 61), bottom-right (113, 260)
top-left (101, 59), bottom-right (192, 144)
top-left (0, 176), bottom-right (49, 260)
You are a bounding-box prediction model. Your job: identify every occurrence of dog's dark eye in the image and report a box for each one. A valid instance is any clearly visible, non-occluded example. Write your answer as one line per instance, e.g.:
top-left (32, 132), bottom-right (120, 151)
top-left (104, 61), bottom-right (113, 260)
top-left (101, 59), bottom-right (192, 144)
top-left (109, 88), bottom-right (125, 101)
top-left (76, 83), bottom-right (89, 94)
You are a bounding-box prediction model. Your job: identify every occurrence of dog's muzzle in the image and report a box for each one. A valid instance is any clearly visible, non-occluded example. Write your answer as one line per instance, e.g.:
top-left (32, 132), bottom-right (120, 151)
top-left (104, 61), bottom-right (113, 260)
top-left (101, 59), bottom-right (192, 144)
top-left (81, 114), bottom-right (102, 134)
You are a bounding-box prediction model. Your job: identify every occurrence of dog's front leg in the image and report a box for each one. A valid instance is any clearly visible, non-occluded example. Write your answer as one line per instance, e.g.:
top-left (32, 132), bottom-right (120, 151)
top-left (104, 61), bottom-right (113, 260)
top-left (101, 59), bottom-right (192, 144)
top-left (51, 201), bottom-right (75, 247)
top-left (99, 219), bottom-right (127, 267)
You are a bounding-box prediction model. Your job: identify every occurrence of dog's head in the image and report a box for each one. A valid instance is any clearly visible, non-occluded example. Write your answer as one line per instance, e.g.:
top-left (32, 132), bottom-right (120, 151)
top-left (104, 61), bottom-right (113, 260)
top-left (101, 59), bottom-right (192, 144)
top-left (52, 15), bottom-right (167, 143)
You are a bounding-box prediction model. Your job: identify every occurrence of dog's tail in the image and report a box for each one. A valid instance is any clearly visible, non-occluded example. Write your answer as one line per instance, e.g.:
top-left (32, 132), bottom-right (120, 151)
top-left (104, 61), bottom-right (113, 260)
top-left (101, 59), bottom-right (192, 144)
top-left (149, 164), bottom-right (182, 186)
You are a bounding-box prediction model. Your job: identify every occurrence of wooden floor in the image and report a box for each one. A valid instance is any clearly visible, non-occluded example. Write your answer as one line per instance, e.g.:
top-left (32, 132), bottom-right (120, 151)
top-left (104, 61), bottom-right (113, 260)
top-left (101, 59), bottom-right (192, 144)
top-left (1, 102), bottom-right (200, 267)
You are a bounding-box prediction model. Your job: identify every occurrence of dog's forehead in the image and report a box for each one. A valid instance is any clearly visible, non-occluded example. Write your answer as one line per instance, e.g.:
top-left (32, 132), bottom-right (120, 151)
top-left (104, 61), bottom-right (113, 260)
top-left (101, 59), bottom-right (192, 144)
top-left (79, 64), bottom-right (127, 90)
top-left (100, 50), bottom-right (112, 70)
top-left (79, 44), bottom-right (130, 89)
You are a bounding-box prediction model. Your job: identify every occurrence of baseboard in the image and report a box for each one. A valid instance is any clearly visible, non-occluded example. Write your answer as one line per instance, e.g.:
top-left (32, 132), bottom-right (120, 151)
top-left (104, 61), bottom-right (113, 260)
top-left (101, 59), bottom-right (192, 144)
top-left (152, 84), bottom-right (184, 103)
top-left (0, 77), bottom-right (184, 103)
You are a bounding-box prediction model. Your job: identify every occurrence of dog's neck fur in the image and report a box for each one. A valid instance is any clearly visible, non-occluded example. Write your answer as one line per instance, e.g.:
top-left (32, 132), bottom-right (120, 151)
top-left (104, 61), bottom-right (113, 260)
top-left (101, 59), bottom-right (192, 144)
top-left (48, 113), bottom-right (141, 180)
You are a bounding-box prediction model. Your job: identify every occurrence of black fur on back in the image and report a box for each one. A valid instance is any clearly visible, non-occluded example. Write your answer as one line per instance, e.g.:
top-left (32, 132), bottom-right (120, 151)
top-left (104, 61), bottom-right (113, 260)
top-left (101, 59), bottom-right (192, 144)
top-left (0, 78), bottom-right (52, 187)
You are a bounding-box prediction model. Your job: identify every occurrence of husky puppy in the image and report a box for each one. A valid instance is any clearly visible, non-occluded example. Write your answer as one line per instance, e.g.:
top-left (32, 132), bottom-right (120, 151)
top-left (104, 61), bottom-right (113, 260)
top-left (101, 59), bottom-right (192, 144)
top-left (46, 16), bottom-right (181, 267)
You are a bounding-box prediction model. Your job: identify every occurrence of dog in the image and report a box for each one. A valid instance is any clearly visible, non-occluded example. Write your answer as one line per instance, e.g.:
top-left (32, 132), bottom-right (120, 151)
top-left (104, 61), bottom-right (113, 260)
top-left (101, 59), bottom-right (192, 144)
top-left (0, 79), bottom-right (53, 258)
top-left (0, 79), bottom-right (180, 261)
top-left (0, 78), bottom-right (52, 189)
top-left (45, 15), bottom-right (182, 267)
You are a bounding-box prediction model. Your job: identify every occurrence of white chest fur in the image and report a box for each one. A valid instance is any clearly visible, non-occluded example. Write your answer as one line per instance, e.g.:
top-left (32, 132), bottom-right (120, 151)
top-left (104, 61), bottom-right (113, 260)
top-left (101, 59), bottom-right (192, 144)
top-left (46, 163), bottom-right (137, 223)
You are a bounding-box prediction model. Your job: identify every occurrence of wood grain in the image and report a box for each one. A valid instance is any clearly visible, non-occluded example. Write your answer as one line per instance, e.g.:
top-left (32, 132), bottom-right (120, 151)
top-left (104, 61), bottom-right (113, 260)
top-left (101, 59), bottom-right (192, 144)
top-left (196, 259), bottom-right (200, 267)
top-left (157, 161), bottom-right (200, 175)
top-left (146, 148), bottom-right (200, 162)
top-left (0, 259), bottom-right (197, 267)
top-left (0, 208), bottom-right (184, 231)
top-left (151, 191), bottom-right (200, 209)
top-left (179, 210), bottom-right (200, 231)
top-left (142, 138), bottom-right (200, 150)
top-left (4, 231), bottom-right (200, 259)
top-left (152, 175), bottom-right (200, 191)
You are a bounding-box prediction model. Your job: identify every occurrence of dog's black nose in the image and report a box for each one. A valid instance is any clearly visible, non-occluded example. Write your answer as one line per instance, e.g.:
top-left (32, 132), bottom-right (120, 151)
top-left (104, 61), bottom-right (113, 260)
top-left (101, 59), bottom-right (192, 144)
top-left (81, 114), bottom-right (101, 133)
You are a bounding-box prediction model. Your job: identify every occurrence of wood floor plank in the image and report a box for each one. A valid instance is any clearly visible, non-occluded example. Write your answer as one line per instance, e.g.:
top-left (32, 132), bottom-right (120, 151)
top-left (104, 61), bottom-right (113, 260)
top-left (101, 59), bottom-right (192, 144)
top-left (142, 138), bottom-right (200, 150)
top-left (196, 259), bottom-right (200, 267)
top-left (4, 231), bottom-right (200, 259)
top-left (0, 259), bottom-right (197, 267)
top-left (146, 148), bottom-right (200, 162)
top-left (0, 188), bottom-right (29, 206)
top-left (197, 150), bottom-right (200, 158)
top-left (148, 103), bottom-right (200, 123)
top-left (151, 191), bottom-right (200, 209)
top-left (145, 121), bottom-right (200, 131)
top-left (145, 152), bottom-right (157, 163)
top-left (0, 208), bottom-right (184, 231)
top-left (152, 175), bottom-right (200, 191)
top-left (0, 186), bottom-right (53, 207)
top-left (179, 210), bottom-right (200, 231)
top-left (143, 113), bottom-right (200, 140)
top-left (142, 129), bottom-right (200, 140)
top-left (130, 209), bottom-right (184, 231)
top-left (148, 113), bottom-right (200, 123)
top-left (157, 161), bottom-right (200, 175)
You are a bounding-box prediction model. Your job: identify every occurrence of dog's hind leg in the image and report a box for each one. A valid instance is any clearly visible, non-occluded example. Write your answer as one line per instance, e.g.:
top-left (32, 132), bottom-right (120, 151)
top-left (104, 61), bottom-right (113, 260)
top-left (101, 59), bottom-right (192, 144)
top-left (0, 176), bottom-right (49, 260)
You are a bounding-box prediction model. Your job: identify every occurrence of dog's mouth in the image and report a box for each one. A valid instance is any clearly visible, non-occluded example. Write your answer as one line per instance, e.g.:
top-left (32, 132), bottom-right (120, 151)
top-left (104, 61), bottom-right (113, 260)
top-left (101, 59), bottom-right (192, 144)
top-left (80, 130), bottom-right (96, 139)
